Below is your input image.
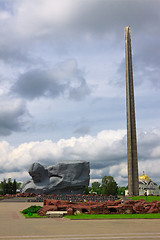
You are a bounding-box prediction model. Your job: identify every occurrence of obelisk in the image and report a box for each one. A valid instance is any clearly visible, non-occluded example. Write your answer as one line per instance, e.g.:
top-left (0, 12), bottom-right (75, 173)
top-left (125, 26), bottom-right (139, 196)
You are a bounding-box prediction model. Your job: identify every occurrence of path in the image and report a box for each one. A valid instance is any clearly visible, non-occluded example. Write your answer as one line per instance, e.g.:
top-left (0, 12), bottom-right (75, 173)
top-left (0, 202), bottom-right (160, 240)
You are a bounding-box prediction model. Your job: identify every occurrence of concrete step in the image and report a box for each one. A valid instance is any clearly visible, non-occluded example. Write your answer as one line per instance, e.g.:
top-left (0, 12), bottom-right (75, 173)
top-left (46, 211), bottom-right (68, 218)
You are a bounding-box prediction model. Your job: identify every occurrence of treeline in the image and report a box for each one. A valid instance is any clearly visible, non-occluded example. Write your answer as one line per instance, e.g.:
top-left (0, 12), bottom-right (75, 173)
top-left (0, 178), bottom-right (21, 195)
top-left (84, 176), bottom-right (127, 196)
top-left (0, 176), bottom-right (129, 196)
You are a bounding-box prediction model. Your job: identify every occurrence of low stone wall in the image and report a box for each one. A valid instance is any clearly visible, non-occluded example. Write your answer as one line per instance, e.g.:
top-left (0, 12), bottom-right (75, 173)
top-left (37, 199), bottom-right (160, 216)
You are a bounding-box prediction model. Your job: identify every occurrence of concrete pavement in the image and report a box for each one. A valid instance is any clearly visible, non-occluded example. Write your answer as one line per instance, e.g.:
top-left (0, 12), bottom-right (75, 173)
top-left (0, 202), bottom-right (160, 240)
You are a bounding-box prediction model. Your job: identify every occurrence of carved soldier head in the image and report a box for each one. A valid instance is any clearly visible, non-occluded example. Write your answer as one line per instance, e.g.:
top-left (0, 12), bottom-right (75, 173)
top-left (29, 163), bottom-right (47, 183)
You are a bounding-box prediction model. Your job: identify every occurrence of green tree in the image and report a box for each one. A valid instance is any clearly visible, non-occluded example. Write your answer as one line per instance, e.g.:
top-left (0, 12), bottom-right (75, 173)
top-left (12, 179), bottom-right (17, 194)
top-left (0, 179), bottom-right (7, 195)
top-left (17, 182), bottom-right (22, 190)
top-left (83, 186), bottom-right (92, 194)
top-left (8, 178), bottom-right (13, 194)
top-left (101, 176), bottom-right (118, 195)
top-left (96, 187), bottom-right (102, 195)
top-left (0, 178), bottom-right (18, 195)
top-left (92, 182), bottom-right (101, 193)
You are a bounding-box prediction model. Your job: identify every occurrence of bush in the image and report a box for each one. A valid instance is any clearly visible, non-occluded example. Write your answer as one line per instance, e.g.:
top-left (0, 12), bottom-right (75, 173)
top-left (22, 205), bottom-right (42, 214)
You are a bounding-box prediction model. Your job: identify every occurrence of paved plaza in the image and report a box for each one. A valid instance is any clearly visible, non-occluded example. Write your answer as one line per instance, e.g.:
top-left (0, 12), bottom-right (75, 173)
top-left (0, 202), bottom-right (160, 240)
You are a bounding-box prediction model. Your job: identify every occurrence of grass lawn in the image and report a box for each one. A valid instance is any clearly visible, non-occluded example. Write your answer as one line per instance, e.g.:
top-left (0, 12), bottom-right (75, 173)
top-left (129, 196), bottom-right (160, 202)
top-left (22, 212), bottom-right (160, 219)
top-left (65, 213), bottom-right (160, 219)
top-left (21, 212), bottom-right (46, 218)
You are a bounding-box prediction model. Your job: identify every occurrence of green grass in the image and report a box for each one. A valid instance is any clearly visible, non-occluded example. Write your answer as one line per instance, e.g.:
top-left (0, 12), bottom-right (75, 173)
top-left (21, 212), bottom-right (46, 218)
top-left (22, 212), bottom-right (160, 219)
top-left (65, 213), bottom-right (160, 219)
top-left (129, 196), bottom-right (160, 202)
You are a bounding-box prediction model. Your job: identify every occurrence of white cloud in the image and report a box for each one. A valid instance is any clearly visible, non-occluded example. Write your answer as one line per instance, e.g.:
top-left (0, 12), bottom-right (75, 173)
top-left (0, 128), bottom-right (160, 186)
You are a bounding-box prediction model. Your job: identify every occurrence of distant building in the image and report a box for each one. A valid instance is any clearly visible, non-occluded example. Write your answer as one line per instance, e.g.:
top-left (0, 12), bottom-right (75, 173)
top-left (125, 171), bottom-right (160, 196)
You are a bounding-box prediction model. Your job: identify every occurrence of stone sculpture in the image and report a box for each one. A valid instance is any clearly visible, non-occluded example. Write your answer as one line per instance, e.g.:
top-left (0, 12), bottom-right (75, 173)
top-left (20, 160), bottom-right (90, 194)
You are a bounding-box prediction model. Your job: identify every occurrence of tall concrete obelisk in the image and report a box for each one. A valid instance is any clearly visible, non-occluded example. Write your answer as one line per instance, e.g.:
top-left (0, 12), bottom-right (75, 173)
top-left (125, 26), bottom-right (139, 196)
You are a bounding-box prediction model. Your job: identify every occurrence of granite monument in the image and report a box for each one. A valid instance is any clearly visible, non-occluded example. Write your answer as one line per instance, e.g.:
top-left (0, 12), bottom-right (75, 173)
top-left (125, 26), bottom-right (139, 196)
top-left (20, 160), bottom-right (90, 194)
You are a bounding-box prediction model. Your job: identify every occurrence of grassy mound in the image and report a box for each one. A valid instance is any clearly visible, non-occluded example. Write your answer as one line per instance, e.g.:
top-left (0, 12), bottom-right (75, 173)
top-left (65, 213), bottom-right (160, 219)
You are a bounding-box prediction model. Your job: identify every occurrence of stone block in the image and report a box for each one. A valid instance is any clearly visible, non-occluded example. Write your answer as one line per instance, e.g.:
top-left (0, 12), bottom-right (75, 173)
top-left (37, 199), bottom-right (160, 216)
top-left (46, 211), bottom-right (67, 218)
top-left (37, 205), bottom-right (58, 216)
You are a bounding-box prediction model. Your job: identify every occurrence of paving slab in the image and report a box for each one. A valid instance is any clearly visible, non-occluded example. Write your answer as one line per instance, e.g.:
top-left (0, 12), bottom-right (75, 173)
top-left (0, 202), bottom-right (160, 239)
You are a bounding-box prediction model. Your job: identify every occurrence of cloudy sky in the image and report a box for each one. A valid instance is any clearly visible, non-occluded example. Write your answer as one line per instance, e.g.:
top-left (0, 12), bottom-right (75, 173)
top-left (0, 0), bottom-right (160, 186)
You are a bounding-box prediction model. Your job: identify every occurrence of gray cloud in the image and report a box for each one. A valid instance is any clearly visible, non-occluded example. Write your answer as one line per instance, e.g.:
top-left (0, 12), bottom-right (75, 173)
top-left (0, 46), bottom-right (31, 64)
top-left (71, 0), bottom-right (160, 90)
top-left (90, 168), bottom-right (110, 181)
top-left (69, 80), bottom-right (90, 101)
top-left (12, 69), bottom-right (64, 99)
top-left (12, 59), bottom-right (90, 100)
top-left (115, 43), bottom-right (160, 91)
top-left (1, 0), bottom-right (160, 92)
top-left (74, 125), bottom-right (90, 135)
top-left (138, 130), bottom-right (160, 160)
top-left (0, 98), bottom-right (30, 136)
top-left (17, 0), bottom-right (160, 38)
top-left (49, 0), bottom-right (160, 40)
top-left (1, 1), bottom-right (160, 56)
top-left (0, 1), bottom-right (160, 187)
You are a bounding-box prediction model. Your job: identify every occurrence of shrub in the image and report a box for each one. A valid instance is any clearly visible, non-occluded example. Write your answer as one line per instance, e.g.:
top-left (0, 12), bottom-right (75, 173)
top-left (22, 205), bottom-right (42, 214)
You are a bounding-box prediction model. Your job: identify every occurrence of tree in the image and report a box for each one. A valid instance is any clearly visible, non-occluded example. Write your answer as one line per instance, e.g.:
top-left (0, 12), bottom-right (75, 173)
top-left (0, 178), bottom-right (18, 195)
top-left (101, 176), bottom-right (118, 195)
top-left (12, 179), bottom-right (17, 194)
top-left (17, 182), bottom-right (22, 190)
top-left (1, 179), bottom-right (7, 195)
top-left (92, 182), bottom-right (101, 193)
top-left (117, 186), bottom-right (126, 195)
top-left (8, 178), bottom-right (13, 194)
top-left (83, 186), bottom-right (92, 194)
